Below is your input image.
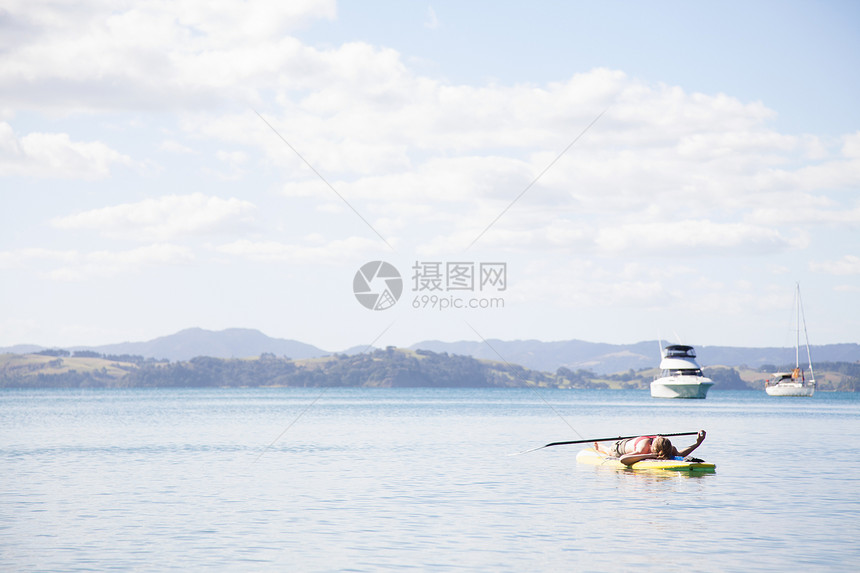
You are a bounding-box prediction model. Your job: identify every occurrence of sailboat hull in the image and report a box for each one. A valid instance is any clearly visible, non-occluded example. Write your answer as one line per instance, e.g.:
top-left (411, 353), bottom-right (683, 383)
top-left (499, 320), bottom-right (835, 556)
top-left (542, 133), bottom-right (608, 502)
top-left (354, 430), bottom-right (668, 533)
top-left (765, 383), bottom-right (815, 397)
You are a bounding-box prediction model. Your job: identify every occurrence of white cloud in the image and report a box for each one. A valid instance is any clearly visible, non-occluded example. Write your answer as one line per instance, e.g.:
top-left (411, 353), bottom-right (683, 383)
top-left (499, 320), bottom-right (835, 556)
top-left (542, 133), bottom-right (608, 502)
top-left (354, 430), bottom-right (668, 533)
top-left (595, 220), bottom-right (801, 255)
top-left (424, 7), bottom-right (439, 30)
top-left (160, 140), bottom-right (195, 154)
top-left (51, 193), bottom-right (257, 241)
top-left (51, 244), bottom-right (195, 281)
top-left (182, 67), bottom-right (858, 261)
top-left (0, 247), bottom-right (78, 270)
top-left (5, 2), bottom-right (860, 287)
top-left (842, 131), bottom-right (860, 159)
top-left (209, 149), bottom-right (250, 179)
top-left (216, 236), bottom-right (383, 264)
top-left (0, 122), bottom-right (135, 179)
top-left (508, 258), bottom-right (672, 309)
top-left (509, 257), bottom-right (798, 327)
top-left (1, 0), bottom-right (337, 111)
top-left (810, 255), bottom-right (860, 276)
top-left (414, 216), bottom-right (802, 258)
top-left (0, 243), bottom-right (194, 281)
top-left (216, 150), bottom-right (248, 165)
top-left (338, 156), bottom-right (533, 204)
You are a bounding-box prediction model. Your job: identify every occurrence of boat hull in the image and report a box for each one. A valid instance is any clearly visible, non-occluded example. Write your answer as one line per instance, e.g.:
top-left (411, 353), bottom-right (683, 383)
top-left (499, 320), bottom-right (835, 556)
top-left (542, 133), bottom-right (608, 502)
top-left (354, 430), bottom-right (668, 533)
top-left (765, 383), bottom-right (815, 397)
top-left (650, 377), bottom-right (714, 399)
top-left (576, 448), bottom-right (715, 472)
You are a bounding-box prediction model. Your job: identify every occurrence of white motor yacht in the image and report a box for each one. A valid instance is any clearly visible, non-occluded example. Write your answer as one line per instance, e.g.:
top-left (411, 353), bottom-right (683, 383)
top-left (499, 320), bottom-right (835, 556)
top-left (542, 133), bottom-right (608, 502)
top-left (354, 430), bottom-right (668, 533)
top-left (650, 344), bottom-right (714, 399)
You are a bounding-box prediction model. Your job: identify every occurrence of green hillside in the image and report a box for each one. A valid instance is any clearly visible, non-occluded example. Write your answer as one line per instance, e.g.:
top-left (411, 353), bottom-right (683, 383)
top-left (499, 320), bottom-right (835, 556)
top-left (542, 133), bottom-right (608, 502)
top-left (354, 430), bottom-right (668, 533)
top-left (1, 348), bottom-right (857, 391)
top-left (0, 353), bottom-right (140, 387)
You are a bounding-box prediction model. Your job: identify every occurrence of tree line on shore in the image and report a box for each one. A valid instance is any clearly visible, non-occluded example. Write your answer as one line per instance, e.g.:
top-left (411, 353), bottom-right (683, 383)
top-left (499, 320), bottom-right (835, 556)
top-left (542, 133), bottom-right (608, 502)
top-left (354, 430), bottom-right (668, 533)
top-left (2, 347), bottom-right (858, 391)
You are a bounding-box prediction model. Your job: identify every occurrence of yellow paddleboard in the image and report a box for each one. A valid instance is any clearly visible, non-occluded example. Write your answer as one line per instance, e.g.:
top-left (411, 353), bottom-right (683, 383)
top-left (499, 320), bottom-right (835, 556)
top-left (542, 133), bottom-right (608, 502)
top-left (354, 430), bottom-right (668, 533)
top-left (576, 448), bottom-right (716, 472)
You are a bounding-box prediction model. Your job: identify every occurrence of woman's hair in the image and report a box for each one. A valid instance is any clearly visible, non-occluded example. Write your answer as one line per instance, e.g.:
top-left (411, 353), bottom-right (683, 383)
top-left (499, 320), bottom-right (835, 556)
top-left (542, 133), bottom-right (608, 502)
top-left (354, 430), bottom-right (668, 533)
top-left (651, 436), bottom-right (673, 459)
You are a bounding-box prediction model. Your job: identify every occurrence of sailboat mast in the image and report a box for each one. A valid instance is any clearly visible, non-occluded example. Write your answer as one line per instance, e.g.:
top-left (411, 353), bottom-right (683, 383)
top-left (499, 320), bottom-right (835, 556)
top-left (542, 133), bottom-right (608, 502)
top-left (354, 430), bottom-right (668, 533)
top-left (795, 283), bottom-right (800, 369)
top-left (798, 284), bottom-right (816, 382)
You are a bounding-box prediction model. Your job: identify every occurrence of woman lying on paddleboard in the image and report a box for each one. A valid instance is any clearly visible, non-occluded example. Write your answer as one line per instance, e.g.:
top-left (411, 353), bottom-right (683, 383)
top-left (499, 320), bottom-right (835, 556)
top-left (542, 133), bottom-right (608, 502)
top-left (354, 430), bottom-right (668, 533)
top-left (594, 430), bottom-right (706, 466)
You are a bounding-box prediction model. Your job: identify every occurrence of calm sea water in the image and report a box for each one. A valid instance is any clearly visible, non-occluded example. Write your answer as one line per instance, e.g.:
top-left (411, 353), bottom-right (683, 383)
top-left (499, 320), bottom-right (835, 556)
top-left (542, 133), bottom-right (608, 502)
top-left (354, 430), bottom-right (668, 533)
top-left (2, 388), bottom-right (859, 572)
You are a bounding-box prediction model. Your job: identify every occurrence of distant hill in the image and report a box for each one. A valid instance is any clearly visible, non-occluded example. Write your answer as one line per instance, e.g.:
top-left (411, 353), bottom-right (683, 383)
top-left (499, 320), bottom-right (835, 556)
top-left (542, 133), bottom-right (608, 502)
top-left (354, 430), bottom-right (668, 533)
top-left (0, 328), bottom-right (330, 362)
top-left (409, 339), bottom-right (860, 375)
top-left (0, 344), bottom-right (44, 354)
top-left (93, 327), bottom-right (332, 361)
top-left (0, 348), bottom-right (560, 389)
top-left (2, 328), bottom-right (857, 374)
top-left (408, 339), bottom-right (656, 375)
top-left (2, 347), bottom-right (857, 391)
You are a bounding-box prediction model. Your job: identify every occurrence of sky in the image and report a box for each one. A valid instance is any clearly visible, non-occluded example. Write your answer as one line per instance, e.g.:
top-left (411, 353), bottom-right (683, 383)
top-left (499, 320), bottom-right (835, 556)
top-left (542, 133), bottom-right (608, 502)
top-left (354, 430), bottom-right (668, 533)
top-left (1, 0), bottom-right (859, 353)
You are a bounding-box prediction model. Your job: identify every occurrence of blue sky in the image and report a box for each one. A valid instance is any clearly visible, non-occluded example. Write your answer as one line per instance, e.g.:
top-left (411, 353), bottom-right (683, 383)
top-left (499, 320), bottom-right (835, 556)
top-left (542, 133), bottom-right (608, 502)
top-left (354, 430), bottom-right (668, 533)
top-left (1, 1), bottom-right (858, 354)
top-left (311, 1), bottom-right (860, 135)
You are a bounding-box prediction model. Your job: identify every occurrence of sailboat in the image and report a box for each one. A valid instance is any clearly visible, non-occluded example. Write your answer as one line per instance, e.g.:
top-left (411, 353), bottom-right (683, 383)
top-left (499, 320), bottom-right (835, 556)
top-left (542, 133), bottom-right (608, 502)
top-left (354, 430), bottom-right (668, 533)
top-left (765, 283), bottom-right (816, 397)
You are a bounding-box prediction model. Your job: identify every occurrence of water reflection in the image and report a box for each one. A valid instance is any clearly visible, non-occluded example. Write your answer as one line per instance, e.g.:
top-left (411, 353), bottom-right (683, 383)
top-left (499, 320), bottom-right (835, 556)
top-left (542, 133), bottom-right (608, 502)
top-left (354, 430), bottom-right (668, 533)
top-left (580, 463), bottom-right (715, 482)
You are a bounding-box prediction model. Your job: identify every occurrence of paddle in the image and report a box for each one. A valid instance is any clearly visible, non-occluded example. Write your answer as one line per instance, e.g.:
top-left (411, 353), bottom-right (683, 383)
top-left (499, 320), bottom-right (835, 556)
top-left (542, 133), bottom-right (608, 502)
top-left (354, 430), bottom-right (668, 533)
top-left (512, 431), bottom-right (700, 455)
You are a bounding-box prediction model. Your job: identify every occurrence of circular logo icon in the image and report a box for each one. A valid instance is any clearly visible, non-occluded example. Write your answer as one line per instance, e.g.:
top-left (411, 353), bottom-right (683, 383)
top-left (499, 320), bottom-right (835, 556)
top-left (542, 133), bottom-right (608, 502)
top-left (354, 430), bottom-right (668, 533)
top-left (353, 261), bottom-right (403, 310)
